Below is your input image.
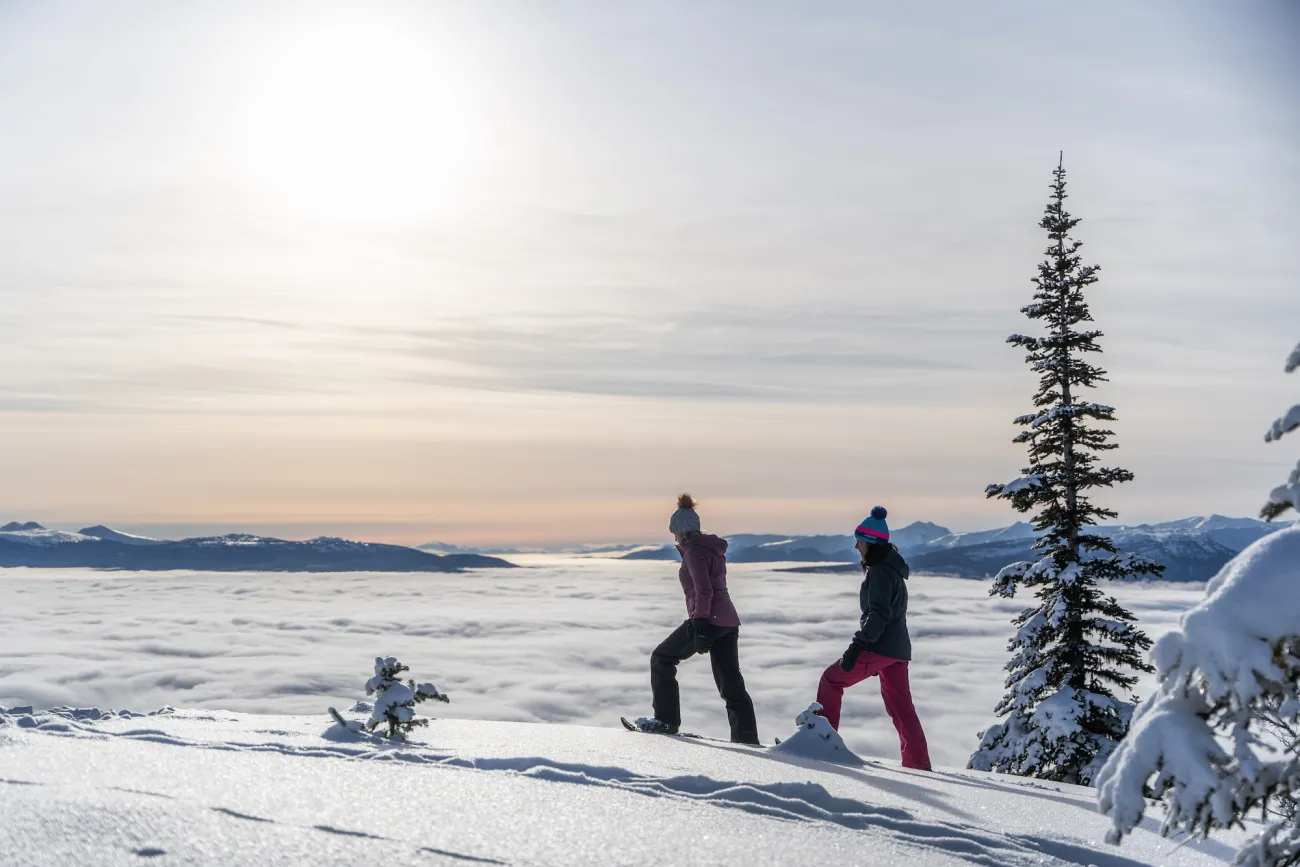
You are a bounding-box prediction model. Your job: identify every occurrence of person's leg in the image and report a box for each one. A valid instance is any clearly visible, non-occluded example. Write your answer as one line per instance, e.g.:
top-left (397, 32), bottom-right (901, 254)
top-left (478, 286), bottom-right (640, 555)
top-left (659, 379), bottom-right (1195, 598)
top-left (708, 628), bottom-right (759, 744)
top-left (878, 660), bottom-right (932, 770)
top-left (814, 653), bottom-right (881, 730)
top-left (650, 621), bottom-right (695, 729)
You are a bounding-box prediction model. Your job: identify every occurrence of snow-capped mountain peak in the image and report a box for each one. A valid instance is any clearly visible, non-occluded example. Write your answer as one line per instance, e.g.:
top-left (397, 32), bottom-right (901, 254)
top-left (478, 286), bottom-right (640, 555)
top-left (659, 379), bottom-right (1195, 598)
top-left (77, 525), bottom-right (166, 546)
top-left (924, 521), bottom-right (1038, 551)
top-left (0, 523), bottom-right (97, 547)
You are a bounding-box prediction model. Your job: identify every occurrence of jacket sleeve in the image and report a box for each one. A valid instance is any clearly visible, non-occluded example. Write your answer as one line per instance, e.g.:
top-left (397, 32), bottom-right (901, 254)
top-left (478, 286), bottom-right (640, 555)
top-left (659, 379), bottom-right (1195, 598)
top-left (683, 548), bottom-right (714, 619)
top-left (853, 565), bottom-right (896, 646)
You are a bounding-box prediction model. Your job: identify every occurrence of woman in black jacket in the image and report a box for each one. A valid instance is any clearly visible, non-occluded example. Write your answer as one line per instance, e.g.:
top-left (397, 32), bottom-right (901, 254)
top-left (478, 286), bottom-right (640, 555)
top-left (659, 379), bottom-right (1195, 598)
top-left (816, 506), bottom-right (931, 770)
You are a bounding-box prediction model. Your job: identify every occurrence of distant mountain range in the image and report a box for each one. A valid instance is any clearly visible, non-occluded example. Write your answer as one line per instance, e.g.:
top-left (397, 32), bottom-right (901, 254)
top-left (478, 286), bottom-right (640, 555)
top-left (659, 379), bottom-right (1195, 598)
top-left (20, 512), bottom-right (1269, 579)
top-left (0, 523), bottom-right (513, 573)
top-left (615, 515), bottom-right (1292, 583)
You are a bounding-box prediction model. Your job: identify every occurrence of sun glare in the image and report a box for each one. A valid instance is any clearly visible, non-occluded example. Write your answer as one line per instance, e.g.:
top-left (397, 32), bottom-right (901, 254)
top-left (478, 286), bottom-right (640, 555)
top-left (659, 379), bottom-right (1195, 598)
top-left (238, 13), bottom-right (483, 226)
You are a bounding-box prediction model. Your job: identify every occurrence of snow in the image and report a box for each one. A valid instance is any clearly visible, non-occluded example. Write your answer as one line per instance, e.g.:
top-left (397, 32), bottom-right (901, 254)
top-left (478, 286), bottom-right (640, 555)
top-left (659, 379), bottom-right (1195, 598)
top-left (1018, 403), bottom-right (1115, 428)
top-left (770, 703), bottom-right (863, 765)
top-left (1097, 527), bottom-right (1300, 861)
top-left (924, 521), bottom-right (1039, 550)
top-left (1268, 461), bottom-right (1300, 515)
top-left (0, 705), bottom-right (1249, 866)
top-left (187, 533), bottom-right (283, 547)
top-left (0, 526), bottom-right (96, 546)
top-left (1000, 474), bottom-right (1045, 495)
top-left (1265, 403), bottom-right (1300, 443)
top-left (0, 558), bottom-right (1259, 863)
top-left (1164, 526), bottom-right (1300, 689)
top-left (76, 525), bottom-right (166, 545)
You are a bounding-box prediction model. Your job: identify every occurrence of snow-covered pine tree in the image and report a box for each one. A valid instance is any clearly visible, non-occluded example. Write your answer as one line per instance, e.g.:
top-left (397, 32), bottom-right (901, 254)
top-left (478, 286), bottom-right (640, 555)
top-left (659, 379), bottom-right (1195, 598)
top-left (1260, 341), bottom-right (1300, 521)
top-left (968, 155), bottom-right (1162, 786)
top-left (364, 656), bottom-right (449, 740)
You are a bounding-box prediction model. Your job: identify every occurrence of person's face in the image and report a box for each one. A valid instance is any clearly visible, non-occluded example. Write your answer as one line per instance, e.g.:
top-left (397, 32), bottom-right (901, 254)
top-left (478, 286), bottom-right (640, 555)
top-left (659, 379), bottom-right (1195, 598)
top-left (855, 539), bottom-right (870, 557)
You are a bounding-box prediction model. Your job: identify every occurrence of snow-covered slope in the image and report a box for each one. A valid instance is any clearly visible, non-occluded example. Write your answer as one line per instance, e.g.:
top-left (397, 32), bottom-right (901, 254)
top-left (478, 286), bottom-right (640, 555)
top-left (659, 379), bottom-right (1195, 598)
top-left (1097, 515), bottom-right (1290, 554)
top-left (0, 706), bottom-right (1246, 866)
top-left (77, 525), bottom-right (166, 546)
top-left (923, 521), bottom-right (1039, 551)
top-left (0, 523), bottom-right (96, 546)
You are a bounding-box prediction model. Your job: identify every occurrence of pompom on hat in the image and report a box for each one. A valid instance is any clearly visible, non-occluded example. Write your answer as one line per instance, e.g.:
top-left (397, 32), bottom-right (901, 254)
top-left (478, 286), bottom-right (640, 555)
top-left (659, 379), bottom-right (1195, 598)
top-left (854, 506), bottom-right (890, 546)
top-left (669, 493), bottom-right (702, 534)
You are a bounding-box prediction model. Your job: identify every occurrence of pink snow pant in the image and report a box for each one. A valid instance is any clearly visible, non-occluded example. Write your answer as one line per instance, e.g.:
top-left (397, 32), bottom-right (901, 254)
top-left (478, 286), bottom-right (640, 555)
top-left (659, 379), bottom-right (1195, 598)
top-left (816, 652), bottom-right (932, 770)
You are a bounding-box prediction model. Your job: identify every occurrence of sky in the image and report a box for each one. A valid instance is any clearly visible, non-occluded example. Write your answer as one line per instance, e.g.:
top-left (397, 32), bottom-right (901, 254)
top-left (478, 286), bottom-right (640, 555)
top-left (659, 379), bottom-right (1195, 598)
top-left (1, 0), bottom-right (1297, 546)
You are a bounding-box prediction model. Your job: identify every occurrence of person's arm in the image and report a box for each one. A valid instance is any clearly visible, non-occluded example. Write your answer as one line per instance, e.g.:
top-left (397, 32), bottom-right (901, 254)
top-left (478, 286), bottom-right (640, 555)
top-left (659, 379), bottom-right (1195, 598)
top-left (853, 565), bottom-right (897, 646)
top-left (684, 548), bottom-right (714, 620)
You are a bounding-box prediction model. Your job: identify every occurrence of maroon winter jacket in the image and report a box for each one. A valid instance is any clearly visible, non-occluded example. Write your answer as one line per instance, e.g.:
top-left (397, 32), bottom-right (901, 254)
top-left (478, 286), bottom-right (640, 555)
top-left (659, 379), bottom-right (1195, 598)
top-left (676, 534), bottom-right (742, 627)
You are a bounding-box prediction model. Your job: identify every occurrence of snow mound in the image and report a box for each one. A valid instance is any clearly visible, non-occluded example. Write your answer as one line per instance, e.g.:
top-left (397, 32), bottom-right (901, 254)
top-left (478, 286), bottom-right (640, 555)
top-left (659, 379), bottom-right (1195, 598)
top-left (770, 703), bottom-right (863, 766)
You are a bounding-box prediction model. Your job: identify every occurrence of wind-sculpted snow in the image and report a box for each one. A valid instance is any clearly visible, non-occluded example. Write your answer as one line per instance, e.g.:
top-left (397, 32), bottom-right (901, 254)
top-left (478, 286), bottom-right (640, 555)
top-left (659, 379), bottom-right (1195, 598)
top-left (0, 560), bottom-right (1210, 770)
top-left (0, 707), bottom-right (1247, 865)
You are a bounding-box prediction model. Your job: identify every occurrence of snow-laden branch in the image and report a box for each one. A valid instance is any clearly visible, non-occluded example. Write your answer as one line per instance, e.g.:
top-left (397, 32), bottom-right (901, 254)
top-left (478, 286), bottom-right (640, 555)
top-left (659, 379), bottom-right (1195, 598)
top-left (1266, 404), bottom-right (1300, 444)
top-left (987, 474), bottom-right (1045, 501)
top-left (1286, 342), bottom-right (1300, 375)
top-left (990, 560), bottom-right (1032, 597)
top-left (1267, 462), bottom-right (1300, 516)
top-left (1028, 404), bottom-right (1115, 428)
top-left (1003, 474), bottom-right (1046, 494)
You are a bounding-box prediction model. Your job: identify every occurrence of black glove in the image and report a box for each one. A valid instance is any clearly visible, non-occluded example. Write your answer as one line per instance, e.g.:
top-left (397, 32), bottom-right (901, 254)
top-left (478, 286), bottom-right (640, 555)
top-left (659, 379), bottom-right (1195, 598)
top-left (839, 641), bottom-right (864, 672)
top-left (690, 618), bottom-right (713, 654)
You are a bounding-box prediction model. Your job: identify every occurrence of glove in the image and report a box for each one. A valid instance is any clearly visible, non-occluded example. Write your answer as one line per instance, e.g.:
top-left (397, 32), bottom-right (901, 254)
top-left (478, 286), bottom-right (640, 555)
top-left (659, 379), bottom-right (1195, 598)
top-left (691, 618), bottom-right (713, 654)
top-left (839, 641), bottom-right (864, 672)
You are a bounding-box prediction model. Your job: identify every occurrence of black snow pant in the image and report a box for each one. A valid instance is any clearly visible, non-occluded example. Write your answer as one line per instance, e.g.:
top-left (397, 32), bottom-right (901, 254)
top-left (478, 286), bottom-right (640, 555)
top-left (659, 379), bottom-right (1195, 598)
top-left (650, 620), bottom-right (760, 744)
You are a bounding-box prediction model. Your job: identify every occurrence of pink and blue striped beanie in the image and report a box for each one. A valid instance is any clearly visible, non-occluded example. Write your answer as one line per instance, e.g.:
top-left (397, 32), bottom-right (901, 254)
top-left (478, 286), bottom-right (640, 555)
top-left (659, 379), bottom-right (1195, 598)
top-left (854, 506), bottom-right (890, 545)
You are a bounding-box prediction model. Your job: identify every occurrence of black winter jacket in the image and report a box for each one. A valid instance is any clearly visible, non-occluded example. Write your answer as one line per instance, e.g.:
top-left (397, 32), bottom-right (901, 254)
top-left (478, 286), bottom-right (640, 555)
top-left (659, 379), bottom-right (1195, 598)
top-left (852, 544), bottom-right (912, 661)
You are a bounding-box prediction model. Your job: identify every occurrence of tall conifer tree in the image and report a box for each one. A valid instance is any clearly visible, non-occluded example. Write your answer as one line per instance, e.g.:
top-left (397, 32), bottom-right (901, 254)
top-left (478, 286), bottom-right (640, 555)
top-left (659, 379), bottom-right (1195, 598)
top-left (968, 155), bottom-right (1161, 785)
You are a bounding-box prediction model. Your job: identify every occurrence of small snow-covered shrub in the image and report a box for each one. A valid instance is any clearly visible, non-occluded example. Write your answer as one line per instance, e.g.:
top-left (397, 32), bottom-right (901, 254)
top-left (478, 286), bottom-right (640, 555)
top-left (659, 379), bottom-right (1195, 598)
top-left (363, 656), bottom-right (449, 740)
top-left (1098, 528), bottom-right (1300, 867)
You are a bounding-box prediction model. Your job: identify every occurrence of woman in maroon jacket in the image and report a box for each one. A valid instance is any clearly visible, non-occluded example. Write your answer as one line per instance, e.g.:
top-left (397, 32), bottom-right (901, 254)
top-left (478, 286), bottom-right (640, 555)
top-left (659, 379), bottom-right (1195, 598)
top-left (633, 494), bottom-right (759, 744)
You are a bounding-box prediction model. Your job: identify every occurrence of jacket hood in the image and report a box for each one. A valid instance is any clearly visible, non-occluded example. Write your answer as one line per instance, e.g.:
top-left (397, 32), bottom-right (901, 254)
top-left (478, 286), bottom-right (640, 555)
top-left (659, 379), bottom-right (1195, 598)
top-left (865, 544), bottom-right (909, 580)
top-left (682, 533), bottom-right (728, 555)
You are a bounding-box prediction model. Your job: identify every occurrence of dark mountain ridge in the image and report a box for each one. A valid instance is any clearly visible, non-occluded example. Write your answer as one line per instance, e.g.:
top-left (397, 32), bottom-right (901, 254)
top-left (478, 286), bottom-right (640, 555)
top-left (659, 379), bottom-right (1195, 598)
top-left (0, 524), bottom-right (512, 572)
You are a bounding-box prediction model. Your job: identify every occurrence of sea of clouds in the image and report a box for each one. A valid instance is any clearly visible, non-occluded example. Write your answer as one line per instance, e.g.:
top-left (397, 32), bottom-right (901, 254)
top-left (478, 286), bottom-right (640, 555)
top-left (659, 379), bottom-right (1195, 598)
top-left (0, 558), bottom-right (1205, 769)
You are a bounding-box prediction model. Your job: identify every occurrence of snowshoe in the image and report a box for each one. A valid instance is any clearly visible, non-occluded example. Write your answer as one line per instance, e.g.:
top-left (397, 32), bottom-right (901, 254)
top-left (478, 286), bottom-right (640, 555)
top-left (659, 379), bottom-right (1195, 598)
top-left (621, 716), bottom-right (678, 735)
